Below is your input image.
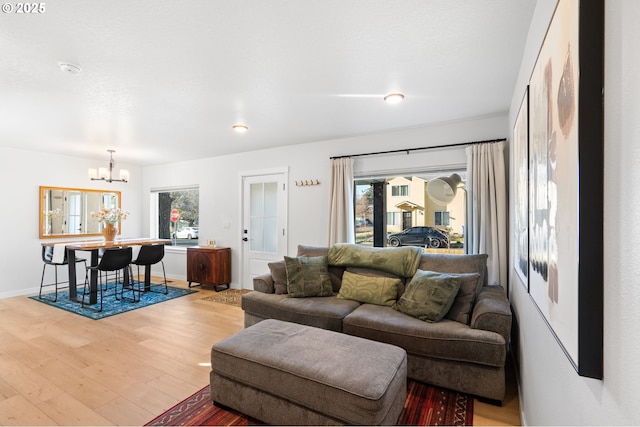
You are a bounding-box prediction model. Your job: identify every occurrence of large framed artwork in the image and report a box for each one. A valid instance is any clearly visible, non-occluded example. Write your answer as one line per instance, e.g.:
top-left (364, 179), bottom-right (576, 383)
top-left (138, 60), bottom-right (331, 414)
top-left (528, 0), bottom-right (603, 379)
top-left (514, 87), bottom-right (529, 289)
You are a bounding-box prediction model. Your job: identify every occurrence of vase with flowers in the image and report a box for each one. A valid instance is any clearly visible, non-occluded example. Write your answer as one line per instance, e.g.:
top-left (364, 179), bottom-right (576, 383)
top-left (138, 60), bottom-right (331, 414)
top-left (91, 207), bottom-right (129, 242)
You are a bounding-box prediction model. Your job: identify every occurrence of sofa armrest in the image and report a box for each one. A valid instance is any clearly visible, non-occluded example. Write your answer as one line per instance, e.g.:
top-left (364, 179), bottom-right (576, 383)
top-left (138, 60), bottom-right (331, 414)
top-left (253, 273), bottom-right (275, 294)
top-left (470, 285), bottom-right (512, 343)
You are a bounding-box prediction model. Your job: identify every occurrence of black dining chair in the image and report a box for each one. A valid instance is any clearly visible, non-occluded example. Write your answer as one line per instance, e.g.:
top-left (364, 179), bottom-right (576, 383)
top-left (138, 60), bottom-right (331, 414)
top-left (132, 244), bottom-right (168, 295)
top-left (39, 245), bottom-right (87, 302)
top-left (82, 247), bottom-right (134, 311)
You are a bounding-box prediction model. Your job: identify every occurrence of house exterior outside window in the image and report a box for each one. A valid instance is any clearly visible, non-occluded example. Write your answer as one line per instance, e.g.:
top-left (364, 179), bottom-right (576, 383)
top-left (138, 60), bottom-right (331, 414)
top-left (355, 172), bottom-right (466, 252)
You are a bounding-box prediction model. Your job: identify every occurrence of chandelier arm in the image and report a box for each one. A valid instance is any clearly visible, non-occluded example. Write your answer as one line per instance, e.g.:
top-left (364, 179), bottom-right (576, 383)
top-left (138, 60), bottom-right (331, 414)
top-left (89, 150), bottom-right (128, 183)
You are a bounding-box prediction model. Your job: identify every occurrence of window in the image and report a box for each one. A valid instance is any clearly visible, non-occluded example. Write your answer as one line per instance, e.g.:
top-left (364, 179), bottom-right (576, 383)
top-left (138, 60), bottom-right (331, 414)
top-left (434, 211), bottom-right (450, 226)
top-left (152, 187), bottom-right (199, 247)
top-left (391, 185), bottom-right (409, 197)
top-left (354, 172), bottom-right (465, 252)
top-left (386, 211), bottom-right (401, 226)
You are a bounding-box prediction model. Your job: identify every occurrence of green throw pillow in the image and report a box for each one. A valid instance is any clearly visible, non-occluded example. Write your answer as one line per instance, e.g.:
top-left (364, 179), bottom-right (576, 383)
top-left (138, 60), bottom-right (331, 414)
top-left (393, 270), bottom-right (461, 322)
top-left (284, 256), bottom-right (334, 298)
top-left (337, 271), bottom-right (399, 306)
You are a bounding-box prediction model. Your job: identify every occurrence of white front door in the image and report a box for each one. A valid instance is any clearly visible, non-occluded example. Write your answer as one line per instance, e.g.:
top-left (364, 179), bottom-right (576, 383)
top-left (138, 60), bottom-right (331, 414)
top-left (241, 169), bottom-right (288, 289)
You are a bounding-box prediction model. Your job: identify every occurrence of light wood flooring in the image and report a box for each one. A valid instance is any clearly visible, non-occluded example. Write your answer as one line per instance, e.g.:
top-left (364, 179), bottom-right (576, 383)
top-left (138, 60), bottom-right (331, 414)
top-left (0, 279), bottom-right (521, 426)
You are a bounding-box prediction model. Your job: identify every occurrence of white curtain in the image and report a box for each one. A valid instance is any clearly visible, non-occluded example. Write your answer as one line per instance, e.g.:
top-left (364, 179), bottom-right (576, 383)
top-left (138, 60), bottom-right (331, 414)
top-left (328, 158), bottom-right (355, 245)
top-left (466, 141), bottom-right (508, 288)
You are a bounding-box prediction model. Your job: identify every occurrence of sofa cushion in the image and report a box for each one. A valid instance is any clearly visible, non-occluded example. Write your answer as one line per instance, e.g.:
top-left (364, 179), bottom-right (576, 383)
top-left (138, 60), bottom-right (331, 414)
top-left (419, 253), bottom-right (489, 290)
top-left (337, 271), bottom-right (399, 307)
top-left (393, 270), bottom-right (460, 322)
top-left (297, 245), bottom-right (345, 292)
top-left (242, 291), bottom-right (361, 332)
top-left (268, 261), bottom-right (288, 294)
top-left (284, 256), bottom-right (333, 298)
top-left (445, 272), bottom-right (482, 324)
top-left (343, 304), bottom-right (506, 367)
top-left (296, 244), bottom-right (329, 257)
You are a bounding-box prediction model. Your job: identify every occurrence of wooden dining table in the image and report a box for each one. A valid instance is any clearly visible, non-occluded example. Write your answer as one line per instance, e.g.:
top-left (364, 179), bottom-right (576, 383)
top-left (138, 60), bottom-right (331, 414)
top-left (42, 238), bottom-right (171, 304)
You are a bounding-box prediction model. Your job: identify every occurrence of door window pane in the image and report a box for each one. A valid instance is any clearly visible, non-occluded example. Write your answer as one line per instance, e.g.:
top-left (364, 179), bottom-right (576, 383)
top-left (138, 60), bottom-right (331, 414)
top-left (250, 217), bottom-right (264, 252)
top-left (264, 218), bottom-right (278, 253)
top-left (250, 183), bottom-right (264, 217)
top-left (249, 181), bottom-right (278, 253)
top-left (67, 192), bottom-right (81, 234)
top-left (264, 182), bottom-right (278, 217)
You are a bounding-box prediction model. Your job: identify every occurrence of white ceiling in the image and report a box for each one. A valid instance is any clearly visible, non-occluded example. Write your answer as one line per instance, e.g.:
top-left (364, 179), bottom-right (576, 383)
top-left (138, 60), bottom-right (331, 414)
top-left (0, 0), bottom-right (536, 166)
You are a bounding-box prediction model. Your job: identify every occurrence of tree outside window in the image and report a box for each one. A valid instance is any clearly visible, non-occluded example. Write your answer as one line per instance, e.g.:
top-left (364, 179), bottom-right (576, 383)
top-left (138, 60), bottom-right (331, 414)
top-left (354, 185), bottom-right (374, 244)
top-left (156, 188), bottom-right (199, 246)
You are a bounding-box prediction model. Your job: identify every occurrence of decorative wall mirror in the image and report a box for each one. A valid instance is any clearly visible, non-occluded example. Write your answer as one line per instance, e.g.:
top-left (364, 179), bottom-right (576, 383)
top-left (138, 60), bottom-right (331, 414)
top-left (39, 186), bottom-right (121, 238)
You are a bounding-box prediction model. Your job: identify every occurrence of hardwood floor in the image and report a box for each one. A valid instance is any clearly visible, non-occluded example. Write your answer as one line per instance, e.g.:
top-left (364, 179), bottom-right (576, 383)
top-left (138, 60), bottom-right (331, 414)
top-left (0, 279), bottom-right (521, 426)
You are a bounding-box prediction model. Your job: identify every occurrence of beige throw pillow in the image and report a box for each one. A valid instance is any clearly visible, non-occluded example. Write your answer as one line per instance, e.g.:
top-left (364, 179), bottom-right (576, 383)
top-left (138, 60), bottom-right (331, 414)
top-left (337, 271), bottom-right (399, 306)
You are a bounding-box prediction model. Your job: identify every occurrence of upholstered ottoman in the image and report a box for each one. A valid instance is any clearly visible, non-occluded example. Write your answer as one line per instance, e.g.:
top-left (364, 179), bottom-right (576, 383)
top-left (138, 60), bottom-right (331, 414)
top-left (210, 319), bottom-right (407, 425)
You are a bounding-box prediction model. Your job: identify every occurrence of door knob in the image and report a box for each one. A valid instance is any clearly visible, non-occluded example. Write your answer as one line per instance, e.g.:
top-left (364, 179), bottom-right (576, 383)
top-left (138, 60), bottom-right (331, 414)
top-left (242, 237), bottom-right (248, 241)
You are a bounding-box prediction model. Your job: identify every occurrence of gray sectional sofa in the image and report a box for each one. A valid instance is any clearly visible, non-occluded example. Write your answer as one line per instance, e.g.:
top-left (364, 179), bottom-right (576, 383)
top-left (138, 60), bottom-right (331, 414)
top-left (241, 244), bottom-right (512, 402)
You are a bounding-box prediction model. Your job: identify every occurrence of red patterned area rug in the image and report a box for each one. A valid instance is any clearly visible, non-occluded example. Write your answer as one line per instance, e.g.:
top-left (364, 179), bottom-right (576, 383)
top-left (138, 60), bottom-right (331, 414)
top-left (145, 380), bottom-right (473, 426)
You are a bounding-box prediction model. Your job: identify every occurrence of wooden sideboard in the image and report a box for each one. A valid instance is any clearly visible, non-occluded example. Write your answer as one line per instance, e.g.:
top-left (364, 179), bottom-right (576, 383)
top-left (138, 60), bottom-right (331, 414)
top-left (187, 246), bottom-right (231, 291)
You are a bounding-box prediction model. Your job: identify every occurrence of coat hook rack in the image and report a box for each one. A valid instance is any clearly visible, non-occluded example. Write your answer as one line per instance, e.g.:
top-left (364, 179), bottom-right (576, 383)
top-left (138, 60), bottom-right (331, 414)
top-left (295, 179), bottom-right (320, 186)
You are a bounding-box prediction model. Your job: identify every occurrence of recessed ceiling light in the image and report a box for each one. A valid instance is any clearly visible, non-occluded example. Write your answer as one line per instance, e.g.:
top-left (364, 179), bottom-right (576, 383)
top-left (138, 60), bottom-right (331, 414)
top-left (384, 93), bottom-right (405, 104)
top-left (58, 62), bottom-right (82, 76)
top-left (232, 124), bottom-right (249, 133)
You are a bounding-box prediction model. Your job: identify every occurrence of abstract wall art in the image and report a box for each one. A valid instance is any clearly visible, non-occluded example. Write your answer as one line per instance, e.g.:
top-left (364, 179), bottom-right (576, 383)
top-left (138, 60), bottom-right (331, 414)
top-left (527, 0), bottom-right (603, 379)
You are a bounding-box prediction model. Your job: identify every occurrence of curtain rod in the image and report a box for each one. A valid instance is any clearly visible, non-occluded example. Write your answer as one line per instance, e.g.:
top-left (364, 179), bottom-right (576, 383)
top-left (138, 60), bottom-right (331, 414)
top-left (329, 138), bottom-right (506, 160)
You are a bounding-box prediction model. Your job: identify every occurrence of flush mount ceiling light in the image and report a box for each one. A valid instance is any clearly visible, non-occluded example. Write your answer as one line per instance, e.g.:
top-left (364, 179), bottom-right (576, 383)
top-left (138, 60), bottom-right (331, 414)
top-left (383, 93), bottom-right (405, 104)
top-left (88, 150), bottom-right (129, 183)
top-left (232, 124), bottom-right (249, 133)
top-left (58, 62), bottom-right (82, 76)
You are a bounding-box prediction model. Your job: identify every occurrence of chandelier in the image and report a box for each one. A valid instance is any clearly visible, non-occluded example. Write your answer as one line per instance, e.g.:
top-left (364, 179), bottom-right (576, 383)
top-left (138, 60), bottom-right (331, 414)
top-left (88, 150), bottom-right (129, 183)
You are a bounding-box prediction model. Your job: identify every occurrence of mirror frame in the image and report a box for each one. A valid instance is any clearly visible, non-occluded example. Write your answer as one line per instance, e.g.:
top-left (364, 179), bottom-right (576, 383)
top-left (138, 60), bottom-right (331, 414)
top-left (39, 186), bottom-right (122, 239)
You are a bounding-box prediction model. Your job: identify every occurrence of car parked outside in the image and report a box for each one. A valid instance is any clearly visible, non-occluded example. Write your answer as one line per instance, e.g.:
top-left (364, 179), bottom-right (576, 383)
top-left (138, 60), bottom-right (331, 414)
top-left (173, 226), bottom-right (199, 239)
top-left (387, 226), bottom-right (449, 248)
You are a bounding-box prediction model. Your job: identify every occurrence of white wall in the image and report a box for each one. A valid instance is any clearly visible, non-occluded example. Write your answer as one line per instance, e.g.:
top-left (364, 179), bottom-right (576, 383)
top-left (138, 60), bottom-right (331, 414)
top-left (508, 1), bottom-right (640, 424)
top-left (0, 112), bottom-right (504, 298)
top-left (142, 114), bottom-right (507, 289)
top-left (0, 147), bottom-right (142, 298)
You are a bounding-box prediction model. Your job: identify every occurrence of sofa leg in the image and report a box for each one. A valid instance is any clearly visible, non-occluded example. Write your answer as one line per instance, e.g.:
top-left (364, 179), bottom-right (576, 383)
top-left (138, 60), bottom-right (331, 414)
top-left (477, 396), bottom-right (503, 407)
top-left (213, 400), bottom-right (233, 410)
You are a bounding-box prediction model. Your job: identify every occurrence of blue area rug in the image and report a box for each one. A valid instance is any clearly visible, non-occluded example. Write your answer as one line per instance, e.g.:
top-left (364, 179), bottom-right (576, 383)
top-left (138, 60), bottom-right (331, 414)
top-left (29, 283), bottom-right (197, 320)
